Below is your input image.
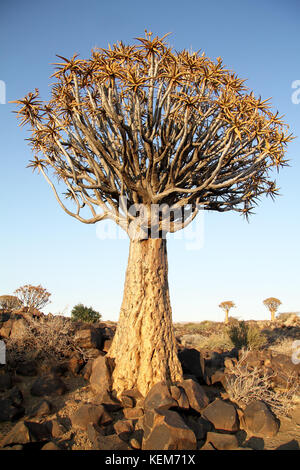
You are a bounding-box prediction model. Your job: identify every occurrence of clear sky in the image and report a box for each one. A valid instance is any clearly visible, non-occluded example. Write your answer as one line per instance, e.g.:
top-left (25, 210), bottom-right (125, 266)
top-left (0, 0), bottom-right (299, 322)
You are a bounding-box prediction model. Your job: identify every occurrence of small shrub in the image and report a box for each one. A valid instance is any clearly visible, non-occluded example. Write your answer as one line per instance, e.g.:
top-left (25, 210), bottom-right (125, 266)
top-left (227, 321), bottom-right (266, 350)
top-left (14, 284), bottom-right (51, 310)
top-left (6, 315), bottom-right (87, 367)
top-left (181, 331), bottom-right (234, 350)
top-left (71, 303), bottom-right (101, 323)
top-left (224, 351), bottom-right (299, 417)
top-left (246, 324), bottom-right (267, 350)
top-left (0, 295), bottom-right (21, 311)
top-left (227, 320), bottom-right (248, 349)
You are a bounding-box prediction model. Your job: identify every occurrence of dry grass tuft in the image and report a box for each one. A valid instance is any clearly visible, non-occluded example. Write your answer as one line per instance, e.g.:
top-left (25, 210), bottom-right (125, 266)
top-left (5, 315), bottom-right (86, 366)
top-left (224, 351), bottom-right (299, 417)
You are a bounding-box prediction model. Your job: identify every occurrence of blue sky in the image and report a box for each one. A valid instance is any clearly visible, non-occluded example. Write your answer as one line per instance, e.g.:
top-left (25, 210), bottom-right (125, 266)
top-left (0, 0), bottom-right (299, 322)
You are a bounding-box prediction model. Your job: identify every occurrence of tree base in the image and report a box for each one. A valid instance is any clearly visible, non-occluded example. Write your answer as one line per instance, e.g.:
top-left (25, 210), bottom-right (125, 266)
top-left (107, 238), bottom-right (183, 397)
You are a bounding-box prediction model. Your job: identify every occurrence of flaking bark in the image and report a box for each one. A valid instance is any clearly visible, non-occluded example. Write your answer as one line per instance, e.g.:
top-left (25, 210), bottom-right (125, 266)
top-left (108, 238), bottom-right (183, 396)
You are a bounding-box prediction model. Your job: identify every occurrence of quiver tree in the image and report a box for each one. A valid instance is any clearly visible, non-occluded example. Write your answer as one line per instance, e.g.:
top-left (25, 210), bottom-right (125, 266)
top-left (0, 295), bottom-right (22, 312)
top-left (219, 300), bottom-right (236, 324)
top-left (263, 297), bottom-right (282, 322)
top-left (14, 284), bottom-right (51, 311)
top-left (12, 32), bottom-right (292, 396)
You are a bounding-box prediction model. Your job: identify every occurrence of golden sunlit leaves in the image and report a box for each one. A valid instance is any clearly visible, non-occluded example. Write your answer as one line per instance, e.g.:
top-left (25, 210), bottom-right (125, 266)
top-left (51, 54), bottom-right (84, 78)
top-left (10, 89), bottom-right (42, 126)
top-left (11, 31), bottom-right (293, 222)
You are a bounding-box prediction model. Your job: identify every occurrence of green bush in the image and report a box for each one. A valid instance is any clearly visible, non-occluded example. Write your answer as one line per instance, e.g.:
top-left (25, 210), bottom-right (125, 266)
top-left (246, 324), bottom-right (267, 350)
top-left (71, 303), bottom-right (101, 323)
top-left (227, 321), bottom-right (266, 350)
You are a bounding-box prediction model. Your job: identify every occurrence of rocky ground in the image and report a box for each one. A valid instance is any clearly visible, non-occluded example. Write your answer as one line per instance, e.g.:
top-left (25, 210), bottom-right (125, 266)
top-left (0, 311), bottom-right (299, 451)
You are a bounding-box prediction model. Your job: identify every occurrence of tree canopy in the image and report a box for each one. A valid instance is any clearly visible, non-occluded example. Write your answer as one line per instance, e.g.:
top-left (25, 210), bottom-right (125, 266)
top-left (13, 31), bottom-right (292, 237)
top-left (219, 300), bottom-right (236, 311)
top-left (263, 297), bottom-right (282, 312)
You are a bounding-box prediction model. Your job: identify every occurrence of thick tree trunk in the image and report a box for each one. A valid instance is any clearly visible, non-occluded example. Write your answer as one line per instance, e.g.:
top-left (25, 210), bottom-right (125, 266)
top-left (107, 238), bottom-right (183, 397)
top-left (224, 310), bottom-right (229, 324)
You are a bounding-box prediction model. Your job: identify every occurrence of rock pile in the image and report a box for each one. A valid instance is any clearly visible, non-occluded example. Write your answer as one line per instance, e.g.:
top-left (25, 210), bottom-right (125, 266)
top-left (0, 314), bottom-right (298, 450)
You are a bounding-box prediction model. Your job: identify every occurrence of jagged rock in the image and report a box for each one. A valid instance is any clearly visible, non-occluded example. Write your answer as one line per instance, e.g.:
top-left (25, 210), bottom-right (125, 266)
top-left (89, 355), bottom-right (113, 398)
top-left (93, 390), bottom-right (122, 411)
top-left (87, 424), bottom-right (130, 450)
top-left (120, 388), bottom-right (144, 408)
top-left (29, 400), bottom-right (52, 418)
top-left (178, 348), bottom-right (205, 380)
top-left (0, 420), bottom-right (50, 447)
top-left (71, 404), bottom-right (112, 430)
top-left (144, 381), bottom-right (177, 411)
top-left (74, 327), bottom-right (102, 350)
top-left (241, 401), bottom-right (279, 437)
top-left (87, 422), bottom-right (105, 446)
top-left (200, 441), bottom-right (215, 450)
top-left (120, 394), bottom-right (135, 408)
top-left (0, 421), bottom-right (31, 447)
top-left (25, 421), bottom-right (51, 441)
top-left (0, 373), bottom-right (12, 391)
top-left (1, 445), bottom-right (24, 450)
top-left (68, 352), bottom-right (84, 375)
top-left (202, 399), bottom-right (239, 432)
top-left (41, 441), bottom-right (61, 450)
top-left (205, 432), bottom-right (239, 450)
top-left (9, 386), bottom-right (23, 407)
top-left (10, 319), bottom-right (27, 339)
top-left (16, 360), bottom-right (38, 376)
top-left (184, 415), bottom-right (212, 441)
top-left (209, 351), bottom-right (224, 369)
top-left (87, 348), bottom-right (103, 359)
top-left (170, 385), bottom-right (189, 409)
top-left (209, 369), bottom-right (226, 386)
top-left (113, 419), bottom-right (133, 441)
top-left (142, 409), bottom-right (197, 450)
top-left (46, 418), bottom-right (66, 439)
top-left (81, 359), bottom-right (94, 381)
top-left (0, 319), bottom-right (13, 338)
top-left (102, 339), bottom-right (112, 352)
top-left (123, 407), bottom-right (144, 420)
top-left (178, 379), bottom-right (210, 412)
top-left (0, 398), bottom-right (24, 422)
top-left (30, 375), bottom-right (67, 397)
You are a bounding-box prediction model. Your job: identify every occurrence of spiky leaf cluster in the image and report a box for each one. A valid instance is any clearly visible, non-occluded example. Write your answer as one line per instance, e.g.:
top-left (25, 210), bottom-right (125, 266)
top-left (12, 32), bottom-right (293, 232)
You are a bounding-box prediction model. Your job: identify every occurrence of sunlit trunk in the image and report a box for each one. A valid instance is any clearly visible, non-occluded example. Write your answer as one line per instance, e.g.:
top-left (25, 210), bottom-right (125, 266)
top-left (225, 310), bottom-right (229, 324)
top-left (107, 238), bottom-right (183, 397)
